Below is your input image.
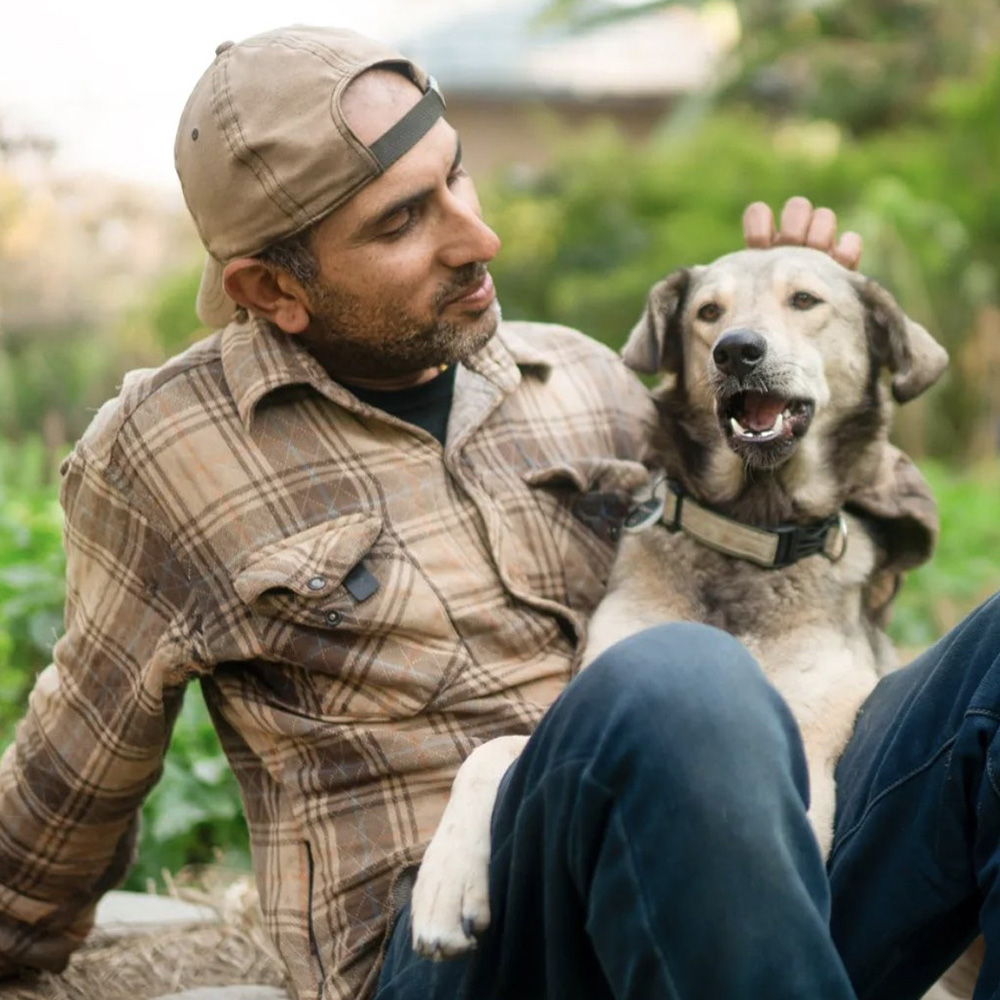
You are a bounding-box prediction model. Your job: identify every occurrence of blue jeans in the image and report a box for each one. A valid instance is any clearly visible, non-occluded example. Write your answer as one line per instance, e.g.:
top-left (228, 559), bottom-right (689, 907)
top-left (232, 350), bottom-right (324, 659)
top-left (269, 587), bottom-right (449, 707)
top-left (376, 594), bottom-right (1000, 1000)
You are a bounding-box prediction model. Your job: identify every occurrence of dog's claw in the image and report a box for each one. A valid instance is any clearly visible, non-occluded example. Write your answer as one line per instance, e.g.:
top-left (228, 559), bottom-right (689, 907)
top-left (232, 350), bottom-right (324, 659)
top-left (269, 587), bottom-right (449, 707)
top-left (461, 916), bottom-right (477, 939)
top-left (413, 930), bottom-right (478, 962)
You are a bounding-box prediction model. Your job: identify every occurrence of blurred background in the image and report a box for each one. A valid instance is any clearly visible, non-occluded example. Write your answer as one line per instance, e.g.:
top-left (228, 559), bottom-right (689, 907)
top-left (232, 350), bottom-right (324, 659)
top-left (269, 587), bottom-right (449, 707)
top-left (2, 0), bottom-right (999, 889)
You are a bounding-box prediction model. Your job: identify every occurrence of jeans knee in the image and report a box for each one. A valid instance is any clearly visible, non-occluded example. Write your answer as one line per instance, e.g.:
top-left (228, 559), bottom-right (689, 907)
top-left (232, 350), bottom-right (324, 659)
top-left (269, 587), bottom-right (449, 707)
top-left (592, 622), bottom-right (782, 730)
top-left (515, 623), bottom-right (809, 832)
top-left (558, 623), bottom-right (802, 775)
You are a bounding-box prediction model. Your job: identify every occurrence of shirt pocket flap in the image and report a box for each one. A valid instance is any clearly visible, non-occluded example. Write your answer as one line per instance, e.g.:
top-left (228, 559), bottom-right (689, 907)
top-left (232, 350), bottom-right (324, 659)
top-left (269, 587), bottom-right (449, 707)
top-left (232, 513), bottom-right (383, 606)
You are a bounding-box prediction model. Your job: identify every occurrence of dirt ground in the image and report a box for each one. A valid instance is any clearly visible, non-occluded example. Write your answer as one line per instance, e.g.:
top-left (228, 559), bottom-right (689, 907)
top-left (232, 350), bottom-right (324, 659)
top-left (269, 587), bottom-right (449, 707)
top-left (1, 876), bottom-right (290, 1000)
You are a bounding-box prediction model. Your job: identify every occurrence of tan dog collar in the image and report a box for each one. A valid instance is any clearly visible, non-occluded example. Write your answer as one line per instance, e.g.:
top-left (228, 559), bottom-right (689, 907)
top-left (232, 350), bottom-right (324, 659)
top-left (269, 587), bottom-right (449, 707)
top-left (624, 478), bottom-right (848, 570)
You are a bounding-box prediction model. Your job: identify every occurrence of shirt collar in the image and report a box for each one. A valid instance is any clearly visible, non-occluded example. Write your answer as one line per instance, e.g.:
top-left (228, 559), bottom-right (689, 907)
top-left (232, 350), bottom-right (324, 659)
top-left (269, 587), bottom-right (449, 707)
top-left (222, 316), bottom-right (556, 430)
top-left (495, 321), bottom-right (558, 374)
top-left (221, 315), bottom-right (331, 429)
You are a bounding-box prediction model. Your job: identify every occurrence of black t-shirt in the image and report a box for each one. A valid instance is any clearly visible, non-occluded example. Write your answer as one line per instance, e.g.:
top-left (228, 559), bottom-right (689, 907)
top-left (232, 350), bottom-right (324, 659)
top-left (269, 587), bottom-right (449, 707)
top-left (344, 364), bottom-right (457, 446)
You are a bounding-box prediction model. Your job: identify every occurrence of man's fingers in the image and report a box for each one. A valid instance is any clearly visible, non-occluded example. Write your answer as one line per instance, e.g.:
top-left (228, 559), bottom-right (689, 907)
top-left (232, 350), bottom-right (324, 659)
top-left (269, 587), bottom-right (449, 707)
top-left (742, 201), bottom-right (776, 248)
top-left (775, 196), bottom-right (814, 245)
top-left (832, 231), bottom-right (863, 271)
top-left (804, 207), bottom-right (837, 252)
top-left (743, 197), bottom-right (863, 269)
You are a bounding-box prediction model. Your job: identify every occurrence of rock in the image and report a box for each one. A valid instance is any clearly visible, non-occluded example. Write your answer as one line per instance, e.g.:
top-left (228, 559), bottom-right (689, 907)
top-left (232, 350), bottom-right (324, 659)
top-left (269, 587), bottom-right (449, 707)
top-left (147, 988), bottom-right (290, 1000)
top-left (94, 890), bottom-right (219, 935)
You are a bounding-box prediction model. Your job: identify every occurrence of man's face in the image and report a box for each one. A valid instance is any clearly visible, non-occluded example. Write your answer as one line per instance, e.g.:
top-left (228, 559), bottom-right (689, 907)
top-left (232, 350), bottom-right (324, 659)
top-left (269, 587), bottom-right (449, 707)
top-left (293, 72), bottom-right (502, 382)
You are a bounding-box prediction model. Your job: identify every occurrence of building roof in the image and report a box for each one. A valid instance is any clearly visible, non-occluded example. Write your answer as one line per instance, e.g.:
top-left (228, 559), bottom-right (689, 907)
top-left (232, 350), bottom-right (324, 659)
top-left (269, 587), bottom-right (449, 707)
top-left (401, 0), bottom-right (724, 101)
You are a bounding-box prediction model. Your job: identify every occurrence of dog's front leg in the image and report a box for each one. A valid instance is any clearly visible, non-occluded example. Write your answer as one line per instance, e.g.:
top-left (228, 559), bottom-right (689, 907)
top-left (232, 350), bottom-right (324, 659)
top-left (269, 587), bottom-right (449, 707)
top-left (411, 735), bottom-right (528, 959)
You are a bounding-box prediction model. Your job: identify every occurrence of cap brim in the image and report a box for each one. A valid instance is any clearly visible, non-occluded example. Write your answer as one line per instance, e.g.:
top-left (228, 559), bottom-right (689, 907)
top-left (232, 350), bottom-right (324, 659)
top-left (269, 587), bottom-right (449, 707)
top-left (196, 255), bottom-right (239, 329)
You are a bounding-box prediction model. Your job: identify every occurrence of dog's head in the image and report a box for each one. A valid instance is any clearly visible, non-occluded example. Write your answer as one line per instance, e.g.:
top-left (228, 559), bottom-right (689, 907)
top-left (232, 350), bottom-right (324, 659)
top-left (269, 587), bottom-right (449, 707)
top-left (625, 245), bottom-right (946, 473)
top-left (623, 247), bottom-right (947, 562)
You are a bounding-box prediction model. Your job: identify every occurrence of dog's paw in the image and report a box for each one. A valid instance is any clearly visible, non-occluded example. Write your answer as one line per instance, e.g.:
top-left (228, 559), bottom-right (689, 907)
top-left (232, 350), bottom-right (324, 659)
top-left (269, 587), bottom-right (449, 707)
top-left (410, 736), bottom-right (527, 959)
top-left (410, 829), bottom-right (491, 959)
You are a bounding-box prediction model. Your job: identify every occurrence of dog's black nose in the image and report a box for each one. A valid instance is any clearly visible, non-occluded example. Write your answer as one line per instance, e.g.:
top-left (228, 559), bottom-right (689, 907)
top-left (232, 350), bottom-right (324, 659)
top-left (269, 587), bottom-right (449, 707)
top-left (712, 329), bottom-right (767, 379)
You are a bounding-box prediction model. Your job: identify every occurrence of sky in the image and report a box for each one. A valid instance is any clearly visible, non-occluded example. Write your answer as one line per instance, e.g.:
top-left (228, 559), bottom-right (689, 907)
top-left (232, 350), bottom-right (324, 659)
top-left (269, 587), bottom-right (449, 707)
top-left (0, 0), bottom-right (491, 194)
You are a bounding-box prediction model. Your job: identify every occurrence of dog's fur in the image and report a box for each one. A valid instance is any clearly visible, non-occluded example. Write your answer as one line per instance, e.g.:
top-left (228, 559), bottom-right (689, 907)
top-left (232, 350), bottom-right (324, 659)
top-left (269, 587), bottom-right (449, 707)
top-left (409, 247), bottom-right (948, 962)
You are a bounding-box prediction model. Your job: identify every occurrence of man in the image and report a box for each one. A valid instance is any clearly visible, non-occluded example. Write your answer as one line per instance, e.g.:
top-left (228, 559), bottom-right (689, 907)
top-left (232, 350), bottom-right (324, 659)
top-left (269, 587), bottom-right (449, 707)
top-left (0, 23), bottom-right (997, 1000)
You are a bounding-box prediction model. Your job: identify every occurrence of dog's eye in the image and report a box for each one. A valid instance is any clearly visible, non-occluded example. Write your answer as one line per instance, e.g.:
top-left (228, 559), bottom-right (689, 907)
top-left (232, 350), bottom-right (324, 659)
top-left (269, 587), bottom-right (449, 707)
top-left (697, 302), bottom-right (722, 322)
top-left (790, 291), bottom-right (822, 310)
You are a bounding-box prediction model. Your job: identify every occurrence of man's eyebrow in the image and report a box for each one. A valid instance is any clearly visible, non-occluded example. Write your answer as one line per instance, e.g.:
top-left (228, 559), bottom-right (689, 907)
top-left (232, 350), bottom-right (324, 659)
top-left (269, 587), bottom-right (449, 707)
top-left (357, 137), bottom-right (464, 238)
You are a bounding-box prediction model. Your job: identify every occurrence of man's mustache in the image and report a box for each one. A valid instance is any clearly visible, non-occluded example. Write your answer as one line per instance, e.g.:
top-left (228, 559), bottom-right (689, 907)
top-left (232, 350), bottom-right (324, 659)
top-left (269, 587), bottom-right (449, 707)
top-left (435, 264), bottom-right (489, 310)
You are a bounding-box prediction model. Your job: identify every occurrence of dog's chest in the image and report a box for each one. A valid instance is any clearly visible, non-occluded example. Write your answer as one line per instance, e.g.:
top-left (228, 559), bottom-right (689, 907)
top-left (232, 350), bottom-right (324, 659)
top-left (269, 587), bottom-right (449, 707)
top-left (590, 512), bottom-right (885, 678)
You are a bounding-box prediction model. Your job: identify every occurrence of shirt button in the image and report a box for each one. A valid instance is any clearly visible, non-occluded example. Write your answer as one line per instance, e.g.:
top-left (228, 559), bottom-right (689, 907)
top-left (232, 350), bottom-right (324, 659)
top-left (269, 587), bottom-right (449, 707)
top-left (307, 576), bottom-right (327, 591)
top-left (325, 609), bottom-right (343, 626)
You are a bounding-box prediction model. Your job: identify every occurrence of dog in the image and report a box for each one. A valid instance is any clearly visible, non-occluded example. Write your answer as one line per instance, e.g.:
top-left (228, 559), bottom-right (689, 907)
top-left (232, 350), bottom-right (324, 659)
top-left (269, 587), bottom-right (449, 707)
top-left (409, 246), bottom-right (948, 964)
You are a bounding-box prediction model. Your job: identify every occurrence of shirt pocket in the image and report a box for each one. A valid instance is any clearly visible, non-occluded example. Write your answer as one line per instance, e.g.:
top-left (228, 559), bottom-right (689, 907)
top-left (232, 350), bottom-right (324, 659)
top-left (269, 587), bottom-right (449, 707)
top-left (231, 513), bottom-right (461, 720)
top-left (519, 458), bottom-right (649, 611)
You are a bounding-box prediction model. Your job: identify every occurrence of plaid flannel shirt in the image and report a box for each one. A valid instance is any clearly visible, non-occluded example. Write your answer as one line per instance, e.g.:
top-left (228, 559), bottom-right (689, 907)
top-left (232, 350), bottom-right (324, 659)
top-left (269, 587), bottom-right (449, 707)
top-left (0, 316), bottom-right (657, 999)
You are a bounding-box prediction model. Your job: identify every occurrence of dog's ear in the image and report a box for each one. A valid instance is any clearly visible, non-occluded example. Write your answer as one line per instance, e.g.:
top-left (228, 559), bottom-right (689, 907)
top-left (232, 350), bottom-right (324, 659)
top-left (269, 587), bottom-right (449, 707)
top-left (855, 278), bottom-right (949, 403)
top-left (621, 268), bottom-right (690, 375)
top-left (847, 443), bottom-right (938, 589)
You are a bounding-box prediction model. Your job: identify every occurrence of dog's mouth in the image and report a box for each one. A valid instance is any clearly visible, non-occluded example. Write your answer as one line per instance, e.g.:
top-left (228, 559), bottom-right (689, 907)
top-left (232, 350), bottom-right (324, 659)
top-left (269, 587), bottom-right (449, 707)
top-left (719, 392), bottom-right (815, 462)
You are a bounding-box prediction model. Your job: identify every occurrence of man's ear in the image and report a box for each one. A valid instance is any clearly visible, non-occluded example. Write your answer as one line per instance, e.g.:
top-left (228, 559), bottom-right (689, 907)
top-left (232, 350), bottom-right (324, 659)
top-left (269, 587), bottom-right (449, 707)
top-left (620, 268), bottom-right (691, 375)
top-left (222, 258), bottom-right (311, 334)
top-left (855, 278), bottom-right (949, 403)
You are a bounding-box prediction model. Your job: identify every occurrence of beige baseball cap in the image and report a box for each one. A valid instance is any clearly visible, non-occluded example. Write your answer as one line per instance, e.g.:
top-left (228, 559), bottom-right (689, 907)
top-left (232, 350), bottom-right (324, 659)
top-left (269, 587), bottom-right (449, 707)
top-left (175, 25), bottom-right (445, 328)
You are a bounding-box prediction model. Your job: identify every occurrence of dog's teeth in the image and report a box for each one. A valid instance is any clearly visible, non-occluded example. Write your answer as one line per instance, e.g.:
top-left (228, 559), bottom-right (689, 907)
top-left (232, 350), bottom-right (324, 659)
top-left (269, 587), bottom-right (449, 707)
top-left (773, 412), bottom-right (785, 434)
top-left (730, 417), bottom-right (742, 436)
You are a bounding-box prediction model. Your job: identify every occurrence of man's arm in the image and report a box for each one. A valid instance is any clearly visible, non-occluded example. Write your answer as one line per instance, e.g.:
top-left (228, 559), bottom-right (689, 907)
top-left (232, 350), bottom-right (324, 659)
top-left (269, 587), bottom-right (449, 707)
top-left (0, 444), bottom-right (196, 978)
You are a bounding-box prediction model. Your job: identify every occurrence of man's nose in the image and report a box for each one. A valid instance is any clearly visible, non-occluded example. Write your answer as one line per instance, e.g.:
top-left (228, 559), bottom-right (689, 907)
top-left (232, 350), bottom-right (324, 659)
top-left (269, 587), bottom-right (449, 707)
top-left (439, 198), bottom-right (501, 268)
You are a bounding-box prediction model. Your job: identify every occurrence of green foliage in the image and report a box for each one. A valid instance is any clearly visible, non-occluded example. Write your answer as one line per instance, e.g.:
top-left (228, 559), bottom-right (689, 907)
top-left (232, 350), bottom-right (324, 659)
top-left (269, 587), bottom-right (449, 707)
top-left (0, 437), bottom-right (65, 739)
top-left (0, 331), bottom-right (125, 445)
top-left (546, 0), bottom-right (1000, 135)
top-left (145, 265), bottom-right (204, 354)
top-left (888, 461), bottom-right (1000, 650)
top-left (125, 684), bottom-right (251, 891)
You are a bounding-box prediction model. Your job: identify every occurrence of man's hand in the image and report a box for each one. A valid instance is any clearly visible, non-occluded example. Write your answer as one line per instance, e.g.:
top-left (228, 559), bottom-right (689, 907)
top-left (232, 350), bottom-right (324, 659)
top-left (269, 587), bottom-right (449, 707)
top-left (743, 196), bottom-right (863, 270)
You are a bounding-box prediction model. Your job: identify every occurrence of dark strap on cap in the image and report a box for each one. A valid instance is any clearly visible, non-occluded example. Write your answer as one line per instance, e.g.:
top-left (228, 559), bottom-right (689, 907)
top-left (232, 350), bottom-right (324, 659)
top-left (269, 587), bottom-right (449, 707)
top-left (368, 77), bottom-right (446, 169)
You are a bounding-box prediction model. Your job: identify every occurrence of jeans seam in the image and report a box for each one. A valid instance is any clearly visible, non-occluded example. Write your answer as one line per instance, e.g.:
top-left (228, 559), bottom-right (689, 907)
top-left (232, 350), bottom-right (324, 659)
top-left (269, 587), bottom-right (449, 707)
top-left (830, 736), bottom-right (957, 863)
top-left (966, 707), bottom-right (1000, 723)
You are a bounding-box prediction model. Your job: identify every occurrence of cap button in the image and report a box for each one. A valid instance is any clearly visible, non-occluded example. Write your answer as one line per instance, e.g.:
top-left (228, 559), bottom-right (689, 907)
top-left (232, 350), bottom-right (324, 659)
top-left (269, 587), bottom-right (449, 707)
top-left (215, 40), bottom-right (235, 56)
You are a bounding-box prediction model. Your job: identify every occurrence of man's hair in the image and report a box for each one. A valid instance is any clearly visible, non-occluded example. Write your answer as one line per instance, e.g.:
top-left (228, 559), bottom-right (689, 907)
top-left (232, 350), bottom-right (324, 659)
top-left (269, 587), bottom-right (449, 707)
top-left (229, 226), bottom-right (321, 324)
top-left (256, 226), bottom-right (321, 286)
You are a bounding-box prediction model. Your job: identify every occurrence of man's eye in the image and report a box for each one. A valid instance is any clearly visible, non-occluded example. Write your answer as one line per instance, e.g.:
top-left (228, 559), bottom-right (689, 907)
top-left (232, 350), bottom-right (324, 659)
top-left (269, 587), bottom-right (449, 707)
top-left (447, 166), bottom-right (467, 187)
top-left (790, 291), bottom-right (822, 310)
top-left (697, 302), bottom-right (722, 322)
top-left (381, 209), bottom-right (415, 238)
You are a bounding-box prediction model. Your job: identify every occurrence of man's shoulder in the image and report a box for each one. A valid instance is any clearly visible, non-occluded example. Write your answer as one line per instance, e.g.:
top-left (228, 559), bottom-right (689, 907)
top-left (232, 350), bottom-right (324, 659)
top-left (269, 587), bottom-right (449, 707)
top-left (497, 319), bottom-right (650, 405)
top-left (498, 319), bottom-right (622, 367)
top-left (76, 332), bottom-right (225, 465)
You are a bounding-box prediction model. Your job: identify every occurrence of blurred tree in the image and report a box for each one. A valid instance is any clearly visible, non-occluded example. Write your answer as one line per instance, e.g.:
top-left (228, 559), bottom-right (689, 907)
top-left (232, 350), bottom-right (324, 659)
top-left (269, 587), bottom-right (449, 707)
top-left (545, 0), bottom-right (1000, 135)
top-left (144, 265), bottom-right (204, 355)
top-left (0, 136), bottom-right (201, 445)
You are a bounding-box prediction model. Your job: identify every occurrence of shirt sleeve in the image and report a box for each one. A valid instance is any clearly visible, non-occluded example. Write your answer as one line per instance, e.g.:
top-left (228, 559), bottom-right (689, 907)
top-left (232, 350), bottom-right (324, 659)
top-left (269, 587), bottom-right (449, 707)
top-left (0, 445), bottom-right (199, 977)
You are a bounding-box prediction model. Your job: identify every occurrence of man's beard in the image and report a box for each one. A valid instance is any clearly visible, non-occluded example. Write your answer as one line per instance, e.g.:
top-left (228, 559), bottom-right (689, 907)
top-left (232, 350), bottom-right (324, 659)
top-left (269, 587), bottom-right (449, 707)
top-left (296, 263), bottom-right (499, 382)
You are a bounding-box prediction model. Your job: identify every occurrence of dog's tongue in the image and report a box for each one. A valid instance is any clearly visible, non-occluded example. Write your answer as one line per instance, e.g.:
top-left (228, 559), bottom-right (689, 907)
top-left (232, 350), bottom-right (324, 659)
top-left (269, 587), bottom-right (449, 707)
top-left (742, 393), bottom-right (786, 431)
